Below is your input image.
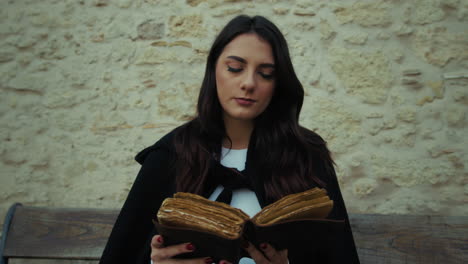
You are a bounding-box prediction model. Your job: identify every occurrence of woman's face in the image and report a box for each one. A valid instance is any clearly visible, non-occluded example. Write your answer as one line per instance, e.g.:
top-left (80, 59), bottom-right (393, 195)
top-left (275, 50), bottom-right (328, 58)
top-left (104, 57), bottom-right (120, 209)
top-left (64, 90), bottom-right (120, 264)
top-left (215, 33), bottom-right (275, 124)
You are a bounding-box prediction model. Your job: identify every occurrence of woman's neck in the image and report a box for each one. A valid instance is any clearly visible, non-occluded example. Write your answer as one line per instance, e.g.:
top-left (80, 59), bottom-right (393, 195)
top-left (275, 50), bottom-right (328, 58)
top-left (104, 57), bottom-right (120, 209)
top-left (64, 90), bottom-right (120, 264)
top-left (223, 117), bottom-right (253, 149)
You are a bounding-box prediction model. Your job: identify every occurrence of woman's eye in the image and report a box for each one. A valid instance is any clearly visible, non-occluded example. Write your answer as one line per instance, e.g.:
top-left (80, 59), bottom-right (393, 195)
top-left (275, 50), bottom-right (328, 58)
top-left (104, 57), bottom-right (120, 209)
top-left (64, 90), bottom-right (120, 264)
top-left (259, 72), bottom-right (274, 80)
top-left (227, 66), bottom-right (242, 73)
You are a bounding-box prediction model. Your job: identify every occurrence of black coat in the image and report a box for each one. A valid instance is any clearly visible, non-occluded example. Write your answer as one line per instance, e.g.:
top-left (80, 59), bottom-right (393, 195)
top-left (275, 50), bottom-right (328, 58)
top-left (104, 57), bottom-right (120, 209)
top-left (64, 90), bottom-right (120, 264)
top-left (99, 128), bottom-right (360, 264)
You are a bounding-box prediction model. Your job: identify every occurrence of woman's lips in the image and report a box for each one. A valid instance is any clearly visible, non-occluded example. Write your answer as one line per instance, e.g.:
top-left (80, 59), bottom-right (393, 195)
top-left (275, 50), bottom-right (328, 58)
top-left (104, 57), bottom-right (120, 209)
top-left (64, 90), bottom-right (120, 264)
top-left (235, 98), bottom-right (256, 106)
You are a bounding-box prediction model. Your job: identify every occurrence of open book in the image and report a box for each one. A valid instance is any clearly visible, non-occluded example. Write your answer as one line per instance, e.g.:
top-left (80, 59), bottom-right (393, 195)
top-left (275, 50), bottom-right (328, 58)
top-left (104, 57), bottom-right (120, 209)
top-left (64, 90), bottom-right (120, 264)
top-left (154, 188), bottom-right (345, 263)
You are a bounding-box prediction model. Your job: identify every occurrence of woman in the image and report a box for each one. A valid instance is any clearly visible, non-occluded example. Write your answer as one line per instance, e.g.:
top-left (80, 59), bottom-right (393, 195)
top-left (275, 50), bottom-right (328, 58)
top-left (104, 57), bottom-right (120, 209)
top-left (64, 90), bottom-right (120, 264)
top-left (100, 15), bottom-right (360, 264)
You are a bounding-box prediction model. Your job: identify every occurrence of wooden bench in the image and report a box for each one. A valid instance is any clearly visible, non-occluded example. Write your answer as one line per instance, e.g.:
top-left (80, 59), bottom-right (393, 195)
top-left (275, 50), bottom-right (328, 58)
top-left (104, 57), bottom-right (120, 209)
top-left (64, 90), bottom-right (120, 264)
top-left (1, 203), bottom-right (467, 263)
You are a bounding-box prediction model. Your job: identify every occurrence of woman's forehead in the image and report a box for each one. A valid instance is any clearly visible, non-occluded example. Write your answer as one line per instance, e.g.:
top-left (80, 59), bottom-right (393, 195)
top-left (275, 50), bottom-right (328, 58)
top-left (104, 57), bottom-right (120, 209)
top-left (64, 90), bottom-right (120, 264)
top-left (220, 33), bottom-right (274, 64)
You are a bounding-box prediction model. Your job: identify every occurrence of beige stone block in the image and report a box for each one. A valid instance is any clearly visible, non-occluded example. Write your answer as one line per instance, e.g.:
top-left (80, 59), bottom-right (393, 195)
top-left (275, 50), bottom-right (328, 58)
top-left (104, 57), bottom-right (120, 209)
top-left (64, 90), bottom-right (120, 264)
top-left (329, 47), bottom-right (393, 104)
top-left (376, 32), bottom-right (391, 40)
top-left (187, 0), bottom-right (206, 7)
top-left (333, 1), bottom-right (392, 27)
top-left (374, 189), bottom-right (444, 215)
top-left (213, 8), bottom-right (245, 18)
top-left (371, 155), bottom-right (456, 187)
top-left (293, 9), bottom-right (316, 17)
top-left (319, 19), bottom-right (335, 40)
top-left (366, 112), bottom-right (384, 119)
top-left (352, 178), bottom-right (378, 197)
top-left (135, 47), bottom-right (177, 65)
top-left (300, 96), bottom-right (362, 154)
top-left (388, 90), bottom-right (407, 107)
top-left (443, 71), bottom-right (468, 80)
top-left (427, 144), bottom-right (457, 158)
top-left (137, 20), bottom-right (164, 40)
top-left (388, 126), bottom-right (417, 147)
top-left (149, 40), bottom-right (194, 48)
top-left (367, 121), bottom-right (384, 136)
top-left (382, 117), bottom-right (396, 129)
top-left (169, 14), bottom-right (205, 38)
top-left (445, 105), bottom-right (466, 126)
top-left (406, 0), bottom-right (445, 25)
top-left (91, 112), bottom-right (132, 133)
top-left (44, 88), bottom-right (98, 109)
top-left (410, 27), bottom-right (468, 66)
top-left (158, 83), bottom-right (198, 121)
top-left (8, 75), bottom-right (46, 94)
top-left (416, 96), bottom-right (434, 106)
top-left (397, 107), bottom-right (417, 123)
top-left (427, 81), bottom-right (444, 99)
top-left (344, 32), bottom-right (368, 45)
top-left (292, 22), bottom-right (315, 32)
top-left (403, 69), bottom-right (422, 76)
top-left (273, 7), bottom-right (289, 15)
top-left (393, 24), bottom-right (413, 36)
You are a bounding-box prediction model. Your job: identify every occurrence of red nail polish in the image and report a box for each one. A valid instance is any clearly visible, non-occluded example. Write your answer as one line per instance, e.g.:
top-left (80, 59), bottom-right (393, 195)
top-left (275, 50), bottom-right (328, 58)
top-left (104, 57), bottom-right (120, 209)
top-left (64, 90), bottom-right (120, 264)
top-left (219, 261), bottom-right (227, 264)
top-left (156, 236), bottom-right (163, 243)
top-left (260, 243), bottom-right (268, 250)
top-left (204, 257), bottom-right (213, 264)
top-left (186, 243), bottom-right (195, 251)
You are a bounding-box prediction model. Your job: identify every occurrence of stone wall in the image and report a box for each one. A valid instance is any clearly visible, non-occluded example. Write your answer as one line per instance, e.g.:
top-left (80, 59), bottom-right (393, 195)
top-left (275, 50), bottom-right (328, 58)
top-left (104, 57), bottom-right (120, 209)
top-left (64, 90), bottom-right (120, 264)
top-left (1, 0), bottom-right (467, 232)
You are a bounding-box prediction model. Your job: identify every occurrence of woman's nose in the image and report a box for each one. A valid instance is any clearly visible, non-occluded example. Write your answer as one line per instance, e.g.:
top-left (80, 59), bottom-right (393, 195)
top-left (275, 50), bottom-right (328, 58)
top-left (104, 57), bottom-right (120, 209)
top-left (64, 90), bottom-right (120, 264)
top-left (241, 72), bottom-right (256, 92)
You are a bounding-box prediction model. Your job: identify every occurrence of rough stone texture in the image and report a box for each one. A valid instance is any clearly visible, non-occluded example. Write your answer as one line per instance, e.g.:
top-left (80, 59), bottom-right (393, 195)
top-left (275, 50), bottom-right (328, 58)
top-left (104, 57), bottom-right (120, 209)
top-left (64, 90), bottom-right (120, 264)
top-left (329, 47), bottom-right (393, 104)
top-left (410, 26), bottom-right (468, 67)
top-left (319, 19), bottom-right (335, 40)
top-left (344, 32), bottom-right (368, 45)
top-left (333, 1), bottom-right (392, 27)
top-left (405, 0), bottom-right (446, 25)
top-left (169, 14), bottom-right (205, 38)
top-left (0, 0), bottom-right (467, 234)
top-left (137, 20), bottom-right (164, 40)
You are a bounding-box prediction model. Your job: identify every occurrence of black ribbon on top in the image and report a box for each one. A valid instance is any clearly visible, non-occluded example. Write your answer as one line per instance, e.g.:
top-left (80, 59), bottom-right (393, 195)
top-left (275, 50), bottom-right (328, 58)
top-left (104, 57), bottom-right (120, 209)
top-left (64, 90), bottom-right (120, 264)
top-left (213, 162), bottom-right (253, 205)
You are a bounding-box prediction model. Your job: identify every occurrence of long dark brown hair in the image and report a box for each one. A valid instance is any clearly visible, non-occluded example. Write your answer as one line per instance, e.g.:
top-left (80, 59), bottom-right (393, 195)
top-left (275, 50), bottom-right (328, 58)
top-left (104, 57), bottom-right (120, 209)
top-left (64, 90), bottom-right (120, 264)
top-left (173, 15), bottom-right (333, 202)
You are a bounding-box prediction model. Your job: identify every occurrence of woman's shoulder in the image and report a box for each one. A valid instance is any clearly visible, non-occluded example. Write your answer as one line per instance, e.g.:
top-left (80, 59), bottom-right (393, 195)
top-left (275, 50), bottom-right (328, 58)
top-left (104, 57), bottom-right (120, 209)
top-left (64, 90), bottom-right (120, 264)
top-left (299, 126), bottom-right (327, 146)
top-left (134, 125), bottom-right (185, 165)
top-left (134, 119), bottom-right (201, 164)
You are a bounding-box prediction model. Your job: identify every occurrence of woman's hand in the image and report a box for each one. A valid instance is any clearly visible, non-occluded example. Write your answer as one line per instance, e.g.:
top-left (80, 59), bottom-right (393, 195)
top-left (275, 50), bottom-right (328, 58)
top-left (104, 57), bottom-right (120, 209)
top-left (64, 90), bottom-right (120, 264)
top-left (243, 241), bottom-right (288, 264)
top-left (151, 235), bottom-right (232, 264)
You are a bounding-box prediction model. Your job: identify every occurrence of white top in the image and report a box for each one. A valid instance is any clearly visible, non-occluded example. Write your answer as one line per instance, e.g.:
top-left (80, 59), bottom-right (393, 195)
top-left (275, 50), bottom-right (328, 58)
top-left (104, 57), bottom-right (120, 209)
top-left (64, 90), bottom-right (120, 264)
top-left (207, 147), bottom-right (261, 264)
top-left (208, 147), bottom-right (262, 217)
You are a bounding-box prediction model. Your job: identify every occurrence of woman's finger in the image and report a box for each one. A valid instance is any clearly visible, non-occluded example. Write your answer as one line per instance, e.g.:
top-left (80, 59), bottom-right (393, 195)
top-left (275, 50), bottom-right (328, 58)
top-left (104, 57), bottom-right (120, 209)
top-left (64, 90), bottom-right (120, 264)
top-left (259, 243), bottom-right (279, 261)
top-left (243, 241), bottom-right (269, 264)
top-left (151, 241), bottom-right (196, 261)
top-left (151, 235), bottom-right (164, 249)
top-left (170, 257), bottom-right (214, 264)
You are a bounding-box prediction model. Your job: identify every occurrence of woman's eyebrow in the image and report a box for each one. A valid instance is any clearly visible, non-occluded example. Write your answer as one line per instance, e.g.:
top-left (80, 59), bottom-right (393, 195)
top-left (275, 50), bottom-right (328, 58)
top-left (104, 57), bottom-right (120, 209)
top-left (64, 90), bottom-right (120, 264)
top-left (227, 55), bottom-right (275, 68)
top-left (227, 55), bottom-right (247, 63)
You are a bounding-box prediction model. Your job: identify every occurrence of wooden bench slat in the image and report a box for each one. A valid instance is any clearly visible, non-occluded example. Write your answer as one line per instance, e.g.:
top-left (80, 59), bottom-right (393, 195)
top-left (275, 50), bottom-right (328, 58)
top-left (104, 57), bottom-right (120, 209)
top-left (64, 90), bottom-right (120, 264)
top-left (350, 214), bottom-right (468, 264)
top-left (2, 204), bottom-right (468, 263)
top-left (3, 206), bottom-right (118, 260)
top-left (9, 259), bottom-right (98, 264)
